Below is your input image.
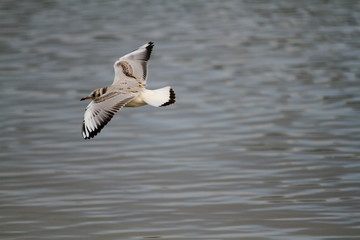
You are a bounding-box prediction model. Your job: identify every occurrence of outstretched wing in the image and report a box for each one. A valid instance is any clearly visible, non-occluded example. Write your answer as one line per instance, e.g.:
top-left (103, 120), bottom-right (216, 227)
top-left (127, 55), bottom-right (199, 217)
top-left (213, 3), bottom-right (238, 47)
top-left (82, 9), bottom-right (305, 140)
top-left (113, 42), bottom-right (154, 86)
top-left (82, 91), bottom-right (136, 139)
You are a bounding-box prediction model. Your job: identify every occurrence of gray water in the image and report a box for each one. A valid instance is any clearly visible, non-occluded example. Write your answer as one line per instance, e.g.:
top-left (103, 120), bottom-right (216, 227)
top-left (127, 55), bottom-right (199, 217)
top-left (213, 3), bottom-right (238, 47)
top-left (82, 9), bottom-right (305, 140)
top-left (1, 1), bottom-right (360, 239)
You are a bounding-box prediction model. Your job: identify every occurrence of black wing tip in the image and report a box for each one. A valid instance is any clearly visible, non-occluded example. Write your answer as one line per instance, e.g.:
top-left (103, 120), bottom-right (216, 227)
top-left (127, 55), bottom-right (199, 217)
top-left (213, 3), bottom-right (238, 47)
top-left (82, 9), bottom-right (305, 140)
top-left (82, 113), bottom-right (114, 140)
top-left (160, 88), bottom-right (176, 107)
top-left (144, 42), bottom-right (154, 60)
top-left (82, 121), bottom-right (100, 140)
top-left (82, 122), bottom-right (105, 140)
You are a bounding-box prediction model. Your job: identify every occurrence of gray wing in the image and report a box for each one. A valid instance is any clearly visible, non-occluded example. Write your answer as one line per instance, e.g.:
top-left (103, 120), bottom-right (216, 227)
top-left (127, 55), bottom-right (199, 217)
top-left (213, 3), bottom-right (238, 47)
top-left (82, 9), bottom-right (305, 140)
top-left (82, 91), bottom-right (136, 139)
top-left (112, 42), bottom-right (154, 87)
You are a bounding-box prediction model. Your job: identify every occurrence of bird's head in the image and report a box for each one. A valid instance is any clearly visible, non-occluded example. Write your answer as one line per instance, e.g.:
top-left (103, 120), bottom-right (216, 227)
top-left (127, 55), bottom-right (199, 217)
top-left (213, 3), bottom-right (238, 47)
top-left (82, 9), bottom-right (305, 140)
top-left (80, 89), bottom-right (99, 101)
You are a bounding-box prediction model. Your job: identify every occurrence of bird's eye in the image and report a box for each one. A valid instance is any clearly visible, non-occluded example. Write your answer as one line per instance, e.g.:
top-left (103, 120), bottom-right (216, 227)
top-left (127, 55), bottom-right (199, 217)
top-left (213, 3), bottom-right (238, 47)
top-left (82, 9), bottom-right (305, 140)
top-left (92, 93), bottom-right (96, 97)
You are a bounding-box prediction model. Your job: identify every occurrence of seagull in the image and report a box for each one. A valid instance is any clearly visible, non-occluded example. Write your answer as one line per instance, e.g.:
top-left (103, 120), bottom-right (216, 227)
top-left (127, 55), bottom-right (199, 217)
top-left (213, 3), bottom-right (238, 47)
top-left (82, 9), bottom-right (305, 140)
top-left (80, 42), bottom-right (176, 139)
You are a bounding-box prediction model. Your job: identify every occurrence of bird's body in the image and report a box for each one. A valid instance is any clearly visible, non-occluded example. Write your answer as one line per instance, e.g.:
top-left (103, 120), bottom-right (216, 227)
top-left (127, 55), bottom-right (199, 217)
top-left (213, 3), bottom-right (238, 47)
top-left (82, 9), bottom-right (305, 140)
top-left (80, 42), bottom-right (175, 139)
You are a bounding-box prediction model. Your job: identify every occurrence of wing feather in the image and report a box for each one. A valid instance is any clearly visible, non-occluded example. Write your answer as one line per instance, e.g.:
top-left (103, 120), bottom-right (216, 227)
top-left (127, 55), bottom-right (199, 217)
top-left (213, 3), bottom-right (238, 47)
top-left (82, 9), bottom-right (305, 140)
top-left (82, 91), bottom-right (136, 139)
top-left (113, 42), bottom-right (154, 86)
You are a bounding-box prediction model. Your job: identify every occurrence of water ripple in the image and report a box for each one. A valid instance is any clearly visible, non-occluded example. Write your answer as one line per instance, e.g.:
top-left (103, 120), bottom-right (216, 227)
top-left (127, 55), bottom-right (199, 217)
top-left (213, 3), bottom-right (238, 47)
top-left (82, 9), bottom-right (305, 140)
top-left (1, 1), bottom-right (360, 239)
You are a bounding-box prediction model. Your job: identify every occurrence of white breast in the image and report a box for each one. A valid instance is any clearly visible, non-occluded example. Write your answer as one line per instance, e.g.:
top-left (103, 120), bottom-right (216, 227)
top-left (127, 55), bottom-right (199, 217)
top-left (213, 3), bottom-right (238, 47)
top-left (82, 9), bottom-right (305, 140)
top-left (124, 94), bottom-right (147, 107)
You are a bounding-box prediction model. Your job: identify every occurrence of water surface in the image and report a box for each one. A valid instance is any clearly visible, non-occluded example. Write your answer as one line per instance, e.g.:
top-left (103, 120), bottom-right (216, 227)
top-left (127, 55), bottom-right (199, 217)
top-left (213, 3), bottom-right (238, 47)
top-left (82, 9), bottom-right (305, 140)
top-left (1, 1), bottom-right (360, 239)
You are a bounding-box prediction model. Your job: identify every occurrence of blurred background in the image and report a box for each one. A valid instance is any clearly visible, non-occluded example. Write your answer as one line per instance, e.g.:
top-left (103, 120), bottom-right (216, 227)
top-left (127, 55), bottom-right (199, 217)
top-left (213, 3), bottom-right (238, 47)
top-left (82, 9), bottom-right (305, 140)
top-left (1, 0), bottom-right (359, 239)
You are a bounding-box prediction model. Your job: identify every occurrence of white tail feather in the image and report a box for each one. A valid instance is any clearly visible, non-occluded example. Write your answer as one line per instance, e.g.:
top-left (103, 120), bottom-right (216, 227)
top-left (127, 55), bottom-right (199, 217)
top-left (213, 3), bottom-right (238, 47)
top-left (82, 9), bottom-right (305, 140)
top-left (142, 86), bottom-right (176, 107)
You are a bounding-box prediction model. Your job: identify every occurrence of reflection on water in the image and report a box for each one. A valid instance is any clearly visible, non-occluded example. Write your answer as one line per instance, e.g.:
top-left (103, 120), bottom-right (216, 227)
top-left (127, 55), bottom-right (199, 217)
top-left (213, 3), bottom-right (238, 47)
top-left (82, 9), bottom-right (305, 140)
top-left (1, 0), bottom-right (360, 239)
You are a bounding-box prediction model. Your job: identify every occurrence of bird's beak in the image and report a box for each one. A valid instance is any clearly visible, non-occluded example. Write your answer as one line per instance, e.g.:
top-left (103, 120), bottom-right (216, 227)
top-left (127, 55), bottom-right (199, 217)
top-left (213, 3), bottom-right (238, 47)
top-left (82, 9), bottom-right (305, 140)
top-left (80, 96), bottom-right (91, 101)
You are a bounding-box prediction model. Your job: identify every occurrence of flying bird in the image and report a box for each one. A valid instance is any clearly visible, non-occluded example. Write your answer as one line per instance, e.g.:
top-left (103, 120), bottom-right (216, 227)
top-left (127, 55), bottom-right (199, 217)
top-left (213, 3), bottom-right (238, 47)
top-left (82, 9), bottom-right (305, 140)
top-left (80, 42), bottom-right (176, 139)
